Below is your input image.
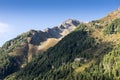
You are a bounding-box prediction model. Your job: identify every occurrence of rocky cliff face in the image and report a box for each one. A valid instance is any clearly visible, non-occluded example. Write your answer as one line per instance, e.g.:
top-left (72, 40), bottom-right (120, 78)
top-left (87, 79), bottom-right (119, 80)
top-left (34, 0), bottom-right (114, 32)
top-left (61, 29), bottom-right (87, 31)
top-left (26, 19), bottom-right (80, 62)
top-left (44, 19), bottom-right (80, 38)
top-left (27, 19), bottom-right (80, 46)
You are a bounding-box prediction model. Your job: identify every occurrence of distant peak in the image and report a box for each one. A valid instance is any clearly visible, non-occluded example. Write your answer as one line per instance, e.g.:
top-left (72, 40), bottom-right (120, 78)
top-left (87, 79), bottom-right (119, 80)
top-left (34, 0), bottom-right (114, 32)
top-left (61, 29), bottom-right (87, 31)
top-left (60, 19), bottom-right (80, 27)
top-left (44, 28), bottom-right (51, 32)
top-left (117, 7), bottom-right (120, 11)
top-left (65, 19), bottom-right (75, 22)
top-left (29, 29), bottom-right (37, 32)
top-left (64, 19), bottom-right (80, 24)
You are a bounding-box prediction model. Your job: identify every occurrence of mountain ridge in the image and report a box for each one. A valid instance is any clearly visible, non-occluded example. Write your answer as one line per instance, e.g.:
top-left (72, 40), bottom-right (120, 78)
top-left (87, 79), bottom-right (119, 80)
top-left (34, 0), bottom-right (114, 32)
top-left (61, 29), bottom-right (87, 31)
top-left (1, 7), bottom-right (120, 80)
top-left (0, 19), bottom-right (80, 79)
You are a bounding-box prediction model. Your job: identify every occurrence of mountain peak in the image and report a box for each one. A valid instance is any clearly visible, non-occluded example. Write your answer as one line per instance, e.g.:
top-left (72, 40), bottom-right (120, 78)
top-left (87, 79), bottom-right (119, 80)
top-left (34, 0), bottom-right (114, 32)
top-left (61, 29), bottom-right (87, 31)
top-left (58, 19), bottom-right (80, 30)
top-left (28, 29), bottom-right (37, 33)
top-left (117, 7), bottom-right (120, 11)
top-left (64, 19), bottom-right (79, 23)
top-left (63, 19), bottom-right (80, 26)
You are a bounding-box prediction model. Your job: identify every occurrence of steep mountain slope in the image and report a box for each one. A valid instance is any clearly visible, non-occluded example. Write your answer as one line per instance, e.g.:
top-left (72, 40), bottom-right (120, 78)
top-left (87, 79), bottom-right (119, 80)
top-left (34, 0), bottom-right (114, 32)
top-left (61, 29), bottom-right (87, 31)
top-left (5, 23), bottom-right (97, 80)
top-left (5, 22), bottom-right (114, 80)
top-left (0, 19), bottom-right (80, 79)
top-left (1, 7), bottom-right (120, 80)
top-left (4, 7), bottom-right (120, 80)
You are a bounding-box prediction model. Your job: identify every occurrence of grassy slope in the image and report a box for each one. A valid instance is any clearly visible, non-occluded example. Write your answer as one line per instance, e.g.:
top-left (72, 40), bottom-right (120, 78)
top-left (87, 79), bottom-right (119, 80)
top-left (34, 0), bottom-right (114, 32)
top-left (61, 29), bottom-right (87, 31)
top-left (3, 18), bottom-right (120, 80)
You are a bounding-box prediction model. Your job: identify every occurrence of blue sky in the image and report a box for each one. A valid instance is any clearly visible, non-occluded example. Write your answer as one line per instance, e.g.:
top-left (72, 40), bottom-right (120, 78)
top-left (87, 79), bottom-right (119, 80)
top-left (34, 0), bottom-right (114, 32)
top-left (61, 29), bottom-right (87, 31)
top-left (0, 0), bottom-right (120, 46)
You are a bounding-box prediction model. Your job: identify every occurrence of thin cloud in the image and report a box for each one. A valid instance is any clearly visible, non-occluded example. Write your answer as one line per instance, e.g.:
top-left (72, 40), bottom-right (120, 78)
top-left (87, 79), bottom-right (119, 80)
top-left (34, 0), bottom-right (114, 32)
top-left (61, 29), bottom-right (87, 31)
top-left (0, 22), bottom-right (11, 34)
top-left (0, 22), bottom-right (14, 46)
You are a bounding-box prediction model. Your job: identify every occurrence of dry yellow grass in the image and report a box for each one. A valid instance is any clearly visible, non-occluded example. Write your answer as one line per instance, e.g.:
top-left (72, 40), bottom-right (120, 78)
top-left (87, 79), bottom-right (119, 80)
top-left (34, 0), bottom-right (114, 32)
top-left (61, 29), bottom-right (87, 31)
top-left (91, 27), bottom-right (120, 45)
top-left (104, 33), bottom-right (120, 44)
top-left (75, 60), bottom-right (95, 73)
top-left (38, 38), bottom-right (59, 52)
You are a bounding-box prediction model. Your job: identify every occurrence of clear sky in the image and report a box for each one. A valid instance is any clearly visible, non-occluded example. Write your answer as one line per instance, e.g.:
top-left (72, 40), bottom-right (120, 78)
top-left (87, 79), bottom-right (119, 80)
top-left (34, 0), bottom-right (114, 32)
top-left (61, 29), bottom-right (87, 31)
top-left (0, 0), bottom-right (120, 46)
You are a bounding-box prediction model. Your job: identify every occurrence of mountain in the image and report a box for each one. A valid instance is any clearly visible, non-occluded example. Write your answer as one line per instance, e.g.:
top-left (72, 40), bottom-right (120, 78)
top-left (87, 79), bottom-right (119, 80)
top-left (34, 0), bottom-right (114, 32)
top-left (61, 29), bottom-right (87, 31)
top-left (7, 7), bottom-right (120, 80)
top-left (1, 7), bottom-right (120, 80)
top-left (0, 19), bottom-right (80, 79)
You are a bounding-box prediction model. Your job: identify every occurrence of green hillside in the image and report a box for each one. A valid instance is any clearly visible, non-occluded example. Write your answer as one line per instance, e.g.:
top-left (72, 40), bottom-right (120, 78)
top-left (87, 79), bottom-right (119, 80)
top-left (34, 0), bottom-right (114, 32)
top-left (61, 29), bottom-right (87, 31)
top-left (0, 33), bottom-right (28, 79)
top-left (5, 18), bottom-right (120, 80)
top-left (104, 19), bottom-right (120, 35)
